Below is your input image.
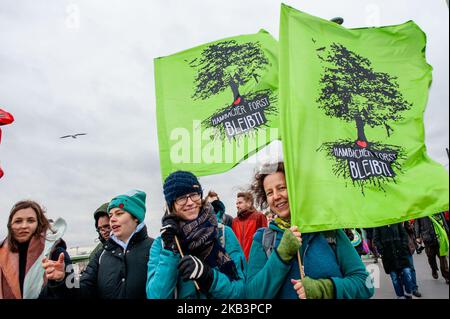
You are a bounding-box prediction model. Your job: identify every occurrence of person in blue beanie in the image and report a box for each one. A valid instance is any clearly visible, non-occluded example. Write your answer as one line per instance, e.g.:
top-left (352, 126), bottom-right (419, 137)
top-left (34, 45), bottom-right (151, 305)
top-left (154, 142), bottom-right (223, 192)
top-left (42, 190), bottom-right (154, 299)
top-left (246, 162), bottom-right (374, 299)
top-left (146, 171), bottom-right (246, 299)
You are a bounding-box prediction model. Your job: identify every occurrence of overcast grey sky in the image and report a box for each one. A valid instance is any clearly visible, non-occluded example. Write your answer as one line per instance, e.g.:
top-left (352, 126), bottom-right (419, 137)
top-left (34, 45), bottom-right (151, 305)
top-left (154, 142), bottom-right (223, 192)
top-left (0, 0), bottom-right (448, 249)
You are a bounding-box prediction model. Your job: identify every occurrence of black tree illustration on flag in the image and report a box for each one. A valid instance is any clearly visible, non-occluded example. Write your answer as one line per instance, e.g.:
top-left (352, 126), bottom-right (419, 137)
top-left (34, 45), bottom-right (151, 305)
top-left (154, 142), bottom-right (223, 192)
top-left (189, 40), bottom-right (277, 139)
top-left (316, 42), bottom-right (411, 193)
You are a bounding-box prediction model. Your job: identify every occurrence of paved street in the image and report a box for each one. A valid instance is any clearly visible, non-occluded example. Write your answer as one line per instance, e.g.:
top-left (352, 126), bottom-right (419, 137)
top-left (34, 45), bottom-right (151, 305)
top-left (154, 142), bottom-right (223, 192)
top-left (362, 252), bottom-right (449, 299)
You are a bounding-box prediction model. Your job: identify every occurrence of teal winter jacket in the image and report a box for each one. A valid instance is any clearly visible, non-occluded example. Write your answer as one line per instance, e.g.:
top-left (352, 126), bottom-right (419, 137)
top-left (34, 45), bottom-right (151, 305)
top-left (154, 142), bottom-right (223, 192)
top-left (246, 222), bottom-right (374, 299)
top-left (146, 225), bottom-right (247, 299)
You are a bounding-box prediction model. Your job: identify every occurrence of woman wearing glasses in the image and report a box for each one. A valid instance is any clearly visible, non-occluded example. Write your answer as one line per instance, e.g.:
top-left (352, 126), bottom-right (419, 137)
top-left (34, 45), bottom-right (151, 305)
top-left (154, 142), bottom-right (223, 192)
top-left (88, 202), bottom-right (111, 262)
top-left (146, 171), bottom-right (246, 299)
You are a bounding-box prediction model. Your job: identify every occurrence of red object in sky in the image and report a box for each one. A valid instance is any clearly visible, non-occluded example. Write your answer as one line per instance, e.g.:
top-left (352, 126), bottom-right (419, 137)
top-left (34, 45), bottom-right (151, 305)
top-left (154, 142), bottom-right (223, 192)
top-left (0, 108), bottom-right (14, 144)
top-left (0, 108), bottom-right (14, 126)
top-left (0, 108), bottom-right (14, 179)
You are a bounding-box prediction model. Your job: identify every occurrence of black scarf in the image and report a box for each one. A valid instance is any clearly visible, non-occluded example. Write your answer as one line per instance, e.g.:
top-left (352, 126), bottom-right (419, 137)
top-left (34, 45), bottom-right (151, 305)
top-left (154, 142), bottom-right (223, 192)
top-left (178, 203), bottom-right (239, 281)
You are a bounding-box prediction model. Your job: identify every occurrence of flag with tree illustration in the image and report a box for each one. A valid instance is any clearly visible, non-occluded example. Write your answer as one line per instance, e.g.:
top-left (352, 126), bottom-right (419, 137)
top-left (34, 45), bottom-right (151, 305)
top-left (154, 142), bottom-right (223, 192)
top-left (279, 4), bottom-right (449, 233)
top-left (155, 30), bottom-right (279, 179)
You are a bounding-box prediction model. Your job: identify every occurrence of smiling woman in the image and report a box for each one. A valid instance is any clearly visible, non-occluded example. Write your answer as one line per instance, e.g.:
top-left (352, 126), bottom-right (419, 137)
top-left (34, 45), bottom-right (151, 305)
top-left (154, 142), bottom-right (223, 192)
top-left (146, 170), bottom-right (247, 299)
top-left (245, 161), bottom-right (374, 299)
top-left (41, 190), bottom-right (154, 299)
top-left (0, 200), bottom-right (71, 299)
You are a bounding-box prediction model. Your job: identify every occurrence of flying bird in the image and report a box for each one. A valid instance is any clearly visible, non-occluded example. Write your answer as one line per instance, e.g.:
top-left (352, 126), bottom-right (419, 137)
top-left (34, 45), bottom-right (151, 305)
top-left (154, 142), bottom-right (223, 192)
top-left (60, 133), bottom-right (87, 139)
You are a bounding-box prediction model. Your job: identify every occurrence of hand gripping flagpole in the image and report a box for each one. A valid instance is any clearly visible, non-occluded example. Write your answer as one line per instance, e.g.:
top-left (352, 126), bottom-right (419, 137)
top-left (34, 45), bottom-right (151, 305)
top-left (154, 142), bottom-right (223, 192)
top-left (175, 235), bottom-right (201, 291)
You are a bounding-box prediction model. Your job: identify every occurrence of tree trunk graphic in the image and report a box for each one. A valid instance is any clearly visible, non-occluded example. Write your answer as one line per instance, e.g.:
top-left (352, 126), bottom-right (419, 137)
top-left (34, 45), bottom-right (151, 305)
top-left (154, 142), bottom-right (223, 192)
top-left (228, 78), bottom-right (241, 105)
top-left (355, 114), bottom-right (368, 148)
top-left (316, 43), bottom-right (412, 146)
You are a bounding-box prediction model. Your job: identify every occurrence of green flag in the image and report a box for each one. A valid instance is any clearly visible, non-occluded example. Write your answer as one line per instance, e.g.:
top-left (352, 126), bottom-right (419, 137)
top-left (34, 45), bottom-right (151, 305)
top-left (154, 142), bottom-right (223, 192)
top-left (279, 4), bottom-right (449, 233)
top-left (155, 30), bottom-right (279, 179)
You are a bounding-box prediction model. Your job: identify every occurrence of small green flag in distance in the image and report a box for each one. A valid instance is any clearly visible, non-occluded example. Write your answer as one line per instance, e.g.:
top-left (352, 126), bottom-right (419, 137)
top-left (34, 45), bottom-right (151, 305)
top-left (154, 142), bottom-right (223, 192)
top-left (279, 4), bottom-right (449, 233)
top-left (155, 30), bottom-right (280, 179)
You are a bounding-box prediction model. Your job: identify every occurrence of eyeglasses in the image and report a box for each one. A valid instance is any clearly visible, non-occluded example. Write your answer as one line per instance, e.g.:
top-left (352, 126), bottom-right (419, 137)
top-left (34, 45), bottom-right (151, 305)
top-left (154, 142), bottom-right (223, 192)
top-left (97, 225), bottom-right (111, 232)
top-left (175, 192), bottom-right (202, 206)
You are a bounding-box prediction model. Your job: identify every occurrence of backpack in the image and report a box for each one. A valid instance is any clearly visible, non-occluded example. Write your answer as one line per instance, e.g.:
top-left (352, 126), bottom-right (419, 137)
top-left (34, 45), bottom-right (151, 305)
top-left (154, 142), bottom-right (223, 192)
top-left (261, 228), bottom-right (277, 258)
top-left (261, 228), bottom-right (338, 258)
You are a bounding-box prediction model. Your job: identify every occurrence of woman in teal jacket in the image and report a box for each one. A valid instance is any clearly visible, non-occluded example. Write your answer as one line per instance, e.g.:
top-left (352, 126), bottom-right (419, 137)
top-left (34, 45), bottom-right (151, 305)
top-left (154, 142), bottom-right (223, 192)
top-left (246, 162), bottom-right (374, 299)
top-left (146, 171), bottom-right (246, 299)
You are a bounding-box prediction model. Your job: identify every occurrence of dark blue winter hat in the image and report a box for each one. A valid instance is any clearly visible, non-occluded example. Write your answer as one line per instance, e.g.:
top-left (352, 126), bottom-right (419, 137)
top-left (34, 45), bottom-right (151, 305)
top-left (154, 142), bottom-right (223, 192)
top-left (163, 171), bottom-right (203, 208)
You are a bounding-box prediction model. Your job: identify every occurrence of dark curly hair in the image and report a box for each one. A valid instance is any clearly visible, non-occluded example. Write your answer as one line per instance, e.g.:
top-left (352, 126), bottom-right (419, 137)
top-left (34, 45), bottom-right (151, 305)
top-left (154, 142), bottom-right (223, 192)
top-left (250, 162), bottom-right (285, 210)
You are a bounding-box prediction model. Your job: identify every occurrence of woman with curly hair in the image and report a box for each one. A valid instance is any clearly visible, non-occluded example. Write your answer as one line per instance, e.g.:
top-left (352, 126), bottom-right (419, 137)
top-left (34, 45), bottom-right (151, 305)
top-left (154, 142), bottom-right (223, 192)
top-left (246, 162), bottom-right (374, 299)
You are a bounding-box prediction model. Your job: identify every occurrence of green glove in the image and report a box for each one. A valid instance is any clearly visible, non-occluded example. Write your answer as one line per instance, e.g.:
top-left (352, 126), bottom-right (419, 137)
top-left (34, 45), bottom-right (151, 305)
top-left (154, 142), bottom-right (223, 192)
top-left (276, 229), bottom-right (300, 262)
top-left (302, 276), bottom-right (335, 299)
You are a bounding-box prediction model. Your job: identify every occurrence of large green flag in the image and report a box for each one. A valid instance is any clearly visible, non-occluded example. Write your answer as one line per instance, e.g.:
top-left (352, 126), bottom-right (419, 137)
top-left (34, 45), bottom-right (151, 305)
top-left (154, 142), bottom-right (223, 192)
top-left (155, 30), bottom-right (279, 179)
top-left (279, 4), bottom-right (449, 233)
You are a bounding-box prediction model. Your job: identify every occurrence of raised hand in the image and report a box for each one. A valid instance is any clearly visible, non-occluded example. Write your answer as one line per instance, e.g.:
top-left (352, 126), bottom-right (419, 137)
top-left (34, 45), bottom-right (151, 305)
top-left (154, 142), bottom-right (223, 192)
top-left (277, 228), bottom-right (301, 262)
top-left (161, 214), bottom-right (180, 253)
top-left (42, 252), bottom-right (65, 282)
top-left (290, 226), bottom-right (302, 245)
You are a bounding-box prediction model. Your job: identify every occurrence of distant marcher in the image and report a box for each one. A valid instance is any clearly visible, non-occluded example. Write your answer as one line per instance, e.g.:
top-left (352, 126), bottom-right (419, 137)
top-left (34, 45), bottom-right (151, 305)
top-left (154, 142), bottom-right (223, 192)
top-left (344, 228), bottom-right (368, 257)
top-left (373, 223), bottom-right (415, 299)
top-left (42, 190), bottom-right (154, 298)
top-left (205, 191), bottom-right (233, 228)
top-left (403, 221), bottom-right (421, 297)
top-left (415, 213), bottom-right (449, 284)
top-left (147, 171), bottom-right (246, 299)
top-left (246, 162), bottom-right (374, 299)
top-left (364, 227), bottom-right (381, 263)
top-left (264, 211), bottom-right (276, 223)
top-left (89, 202), bottom-right (110, 262)
top-left (0, 200), bottom-right (71, 299)
top-left (232, 192), bottom-right (267, 260)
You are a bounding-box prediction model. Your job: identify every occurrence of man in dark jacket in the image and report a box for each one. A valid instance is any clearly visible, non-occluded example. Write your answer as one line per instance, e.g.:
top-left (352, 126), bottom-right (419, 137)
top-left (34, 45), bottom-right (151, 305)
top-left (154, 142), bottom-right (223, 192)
top-left (415, 213), bottom-right (449, 284)
top-left (374, 223), bottom-right (414, 299)
top-left (42, 190), bottom-right (154, 298)
top-left (364, 227), bottom-right (381, 263)
top-left (89, 202), bottom-right (110, 262)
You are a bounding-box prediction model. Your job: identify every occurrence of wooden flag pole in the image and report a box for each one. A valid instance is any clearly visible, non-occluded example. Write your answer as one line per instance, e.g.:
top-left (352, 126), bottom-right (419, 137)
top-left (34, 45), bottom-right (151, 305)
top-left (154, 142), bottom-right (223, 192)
top-left (297, 250), bottom-right (305, 280)
top-left (175, 235), bottom-right (200, 291)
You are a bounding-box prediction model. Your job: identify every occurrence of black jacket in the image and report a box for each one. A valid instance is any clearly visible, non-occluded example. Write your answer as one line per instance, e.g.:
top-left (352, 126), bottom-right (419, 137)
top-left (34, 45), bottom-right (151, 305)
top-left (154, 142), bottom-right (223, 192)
top-left (46, 225), bottom-right (153, 299)
top-left (373, 223), bottom-right (410, 274)
top-left (415, 213), bottom-right (449, 246)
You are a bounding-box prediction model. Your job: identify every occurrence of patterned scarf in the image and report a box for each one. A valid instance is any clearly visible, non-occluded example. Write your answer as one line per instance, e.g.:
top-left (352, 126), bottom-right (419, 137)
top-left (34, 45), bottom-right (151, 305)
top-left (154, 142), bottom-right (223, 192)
top-left (178, 203), bottom-right (239, 281)
top-left (274, 217), bottom-right (291, 231)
